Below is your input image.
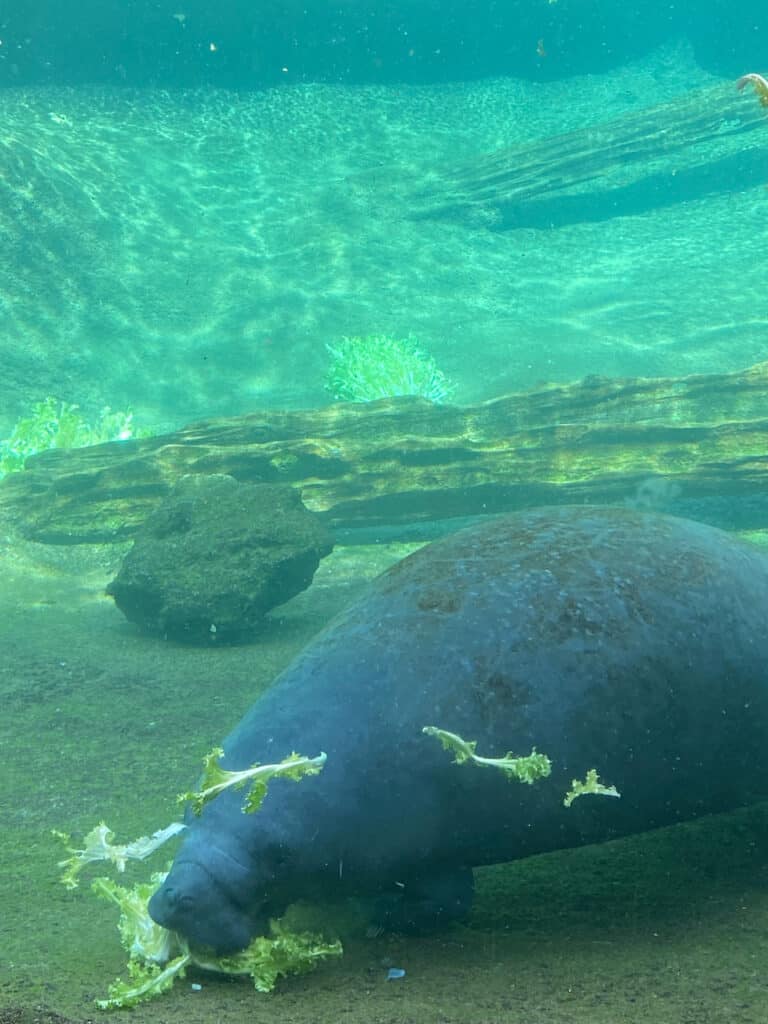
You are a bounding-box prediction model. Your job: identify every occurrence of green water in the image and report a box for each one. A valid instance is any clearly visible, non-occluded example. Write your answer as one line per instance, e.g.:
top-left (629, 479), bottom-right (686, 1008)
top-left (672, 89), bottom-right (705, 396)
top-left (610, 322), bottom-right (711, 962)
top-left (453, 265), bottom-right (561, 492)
top-left (2, 23), bottom-right (768, 1024)
top-left (1, 43), bottom-right (765, 432)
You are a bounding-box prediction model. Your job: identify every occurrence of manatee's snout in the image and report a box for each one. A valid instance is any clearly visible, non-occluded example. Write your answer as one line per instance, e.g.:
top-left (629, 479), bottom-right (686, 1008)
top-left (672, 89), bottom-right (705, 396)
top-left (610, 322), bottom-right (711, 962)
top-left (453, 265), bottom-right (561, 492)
top-left (149, 860), bottom-right (263, 955)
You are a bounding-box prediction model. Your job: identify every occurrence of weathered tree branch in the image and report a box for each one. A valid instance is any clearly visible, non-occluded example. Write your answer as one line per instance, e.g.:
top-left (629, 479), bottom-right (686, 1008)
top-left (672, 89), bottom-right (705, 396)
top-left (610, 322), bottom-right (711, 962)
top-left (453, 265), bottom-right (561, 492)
top-left (2, 362), bottom-right (768, 544)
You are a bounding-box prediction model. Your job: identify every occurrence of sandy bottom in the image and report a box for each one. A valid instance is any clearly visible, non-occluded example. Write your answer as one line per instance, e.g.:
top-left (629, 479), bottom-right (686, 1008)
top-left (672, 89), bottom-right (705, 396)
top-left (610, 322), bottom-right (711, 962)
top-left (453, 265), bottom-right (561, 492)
top-left (2, 516), bottom-right (768, 1024)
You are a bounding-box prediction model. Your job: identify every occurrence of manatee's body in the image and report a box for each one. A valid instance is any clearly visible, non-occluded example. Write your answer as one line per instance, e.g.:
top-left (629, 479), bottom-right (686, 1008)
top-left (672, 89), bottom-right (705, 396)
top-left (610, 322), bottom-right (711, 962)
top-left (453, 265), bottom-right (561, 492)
top-left (149, 506), bottom-right (768, 953)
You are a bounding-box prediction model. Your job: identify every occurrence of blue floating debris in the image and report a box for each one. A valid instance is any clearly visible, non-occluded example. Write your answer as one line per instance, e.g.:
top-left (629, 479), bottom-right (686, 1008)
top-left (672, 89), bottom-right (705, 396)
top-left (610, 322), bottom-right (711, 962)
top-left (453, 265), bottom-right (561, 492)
top-left (387, 967), bottom-right (406, 981)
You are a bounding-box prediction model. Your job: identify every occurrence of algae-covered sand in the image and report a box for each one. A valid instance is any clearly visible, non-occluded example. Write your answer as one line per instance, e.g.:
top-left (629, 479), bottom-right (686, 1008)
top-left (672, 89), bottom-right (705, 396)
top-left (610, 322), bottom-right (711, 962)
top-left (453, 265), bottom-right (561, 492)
top-left (2, 514), bottom-right (768, 1024)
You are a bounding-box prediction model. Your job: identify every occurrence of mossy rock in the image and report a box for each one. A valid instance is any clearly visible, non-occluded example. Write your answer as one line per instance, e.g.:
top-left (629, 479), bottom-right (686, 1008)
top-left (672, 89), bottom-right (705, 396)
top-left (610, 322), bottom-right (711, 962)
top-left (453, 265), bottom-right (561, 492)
top-left (106, 475), bottom-right (333, 644)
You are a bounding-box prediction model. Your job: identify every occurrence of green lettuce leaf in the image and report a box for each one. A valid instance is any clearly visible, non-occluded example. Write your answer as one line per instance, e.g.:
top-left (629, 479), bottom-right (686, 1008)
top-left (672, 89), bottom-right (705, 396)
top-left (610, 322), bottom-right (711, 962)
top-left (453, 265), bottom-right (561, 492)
top-left (423, 725), bottom-right (552, 783)
top-left (178, 747), bottom-right (326, 815)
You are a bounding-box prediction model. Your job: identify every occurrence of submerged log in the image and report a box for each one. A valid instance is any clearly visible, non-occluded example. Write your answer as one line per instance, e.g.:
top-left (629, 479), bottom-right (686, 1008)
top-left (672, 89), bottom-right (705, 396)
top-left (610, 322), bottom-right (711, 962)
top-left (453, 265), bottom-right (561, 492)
top-left (402, 81), bottom-right (768, 224)
top-left (2, 362), bottom-right (768, 544)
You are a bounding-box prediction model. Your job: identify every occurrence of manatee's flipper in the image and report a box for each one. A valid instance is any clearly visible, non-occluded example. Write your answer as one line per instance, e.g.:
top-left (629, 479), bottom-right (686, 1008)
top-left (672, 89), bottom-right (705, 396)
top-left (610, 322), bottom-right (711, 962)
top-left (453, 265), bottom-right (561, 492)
top-left (372, 867), bottom-right (474, 933)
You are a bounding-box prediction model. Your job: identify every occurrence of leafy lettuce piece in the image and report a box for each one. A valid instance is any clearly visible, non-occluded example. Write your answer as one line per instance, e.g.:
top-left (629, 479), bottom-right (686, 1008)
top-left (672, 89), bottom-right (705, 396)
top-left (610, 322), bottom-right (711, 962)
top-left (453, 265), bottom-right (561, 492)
top-left (196, 920), bottom-right (343, 994)
top-left (423, 726), bottom-right (552, 783)
top-left (57, 745), bottom-right (337, 1009)
top-left (96, 952), bottom-right (192, 1010)
top-left (53, 822), bottom-right (185, 889)
top-left (92, 874), bottom-right (178, 963)
top-left (91, 873), bottom-right (341, 1009)
top-left (563, 768), bottom-right (621, 807)
top-left (91, 872), bottom-right (190, 1009)
top-left (178, 747), bottom-right (327, 815)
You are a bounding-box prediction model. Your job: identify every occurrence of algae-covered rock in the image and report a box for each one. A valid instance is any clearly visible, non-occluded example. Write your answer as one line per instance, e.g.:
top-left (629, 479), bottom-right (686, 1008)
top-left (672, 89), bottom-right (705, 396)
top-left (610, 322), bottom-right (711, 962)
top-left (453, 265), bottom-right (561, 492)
top-left (106, 475), bottom-right (333, 643)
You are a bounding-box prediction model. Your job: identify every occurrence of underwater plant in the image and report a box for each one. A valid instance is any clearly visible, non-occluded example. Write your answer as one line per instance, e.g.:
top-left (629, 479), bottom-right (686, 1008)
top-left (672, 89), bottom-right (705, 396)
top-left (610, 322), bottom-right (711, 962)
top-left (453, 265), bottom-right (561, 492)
top-left (0, 396), bottom-right (137, 478)
top-left (324, 334), bottom-right (455, 403)
top-left (54, 745), bottom-right (339, 1008)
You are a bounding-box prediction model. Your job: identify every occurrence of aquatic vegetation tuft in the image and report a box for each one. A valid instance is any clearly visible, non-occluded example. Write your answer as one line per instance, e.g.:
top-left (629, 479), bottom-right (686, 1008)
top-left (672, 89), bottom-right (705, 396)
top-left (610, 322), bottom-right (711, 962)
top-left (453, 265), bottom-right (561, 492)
top-left (324, 334), bottom-right (455, 403)
top-left (0, 396), bottom-right (138, 478)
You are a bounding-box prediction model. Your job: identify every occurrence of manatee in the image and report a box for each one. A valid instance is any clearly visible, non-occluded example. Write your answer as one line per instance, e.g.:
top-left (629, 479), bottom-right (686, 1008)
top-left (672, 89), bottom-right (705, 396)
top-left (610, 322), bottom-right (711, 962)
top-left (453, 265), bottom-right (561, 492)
top-left (149, 506), bottom-right (768, 954)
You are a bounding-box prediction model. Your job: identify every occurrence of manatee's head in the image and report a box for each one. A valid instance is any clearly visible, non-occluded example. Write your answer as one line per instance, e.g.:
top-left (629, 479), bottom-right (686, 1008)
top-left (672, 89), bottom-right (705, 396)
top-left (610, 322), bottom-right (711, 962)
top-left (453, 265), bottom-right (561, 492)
top-left (148, 847), bottom-right (283, 955)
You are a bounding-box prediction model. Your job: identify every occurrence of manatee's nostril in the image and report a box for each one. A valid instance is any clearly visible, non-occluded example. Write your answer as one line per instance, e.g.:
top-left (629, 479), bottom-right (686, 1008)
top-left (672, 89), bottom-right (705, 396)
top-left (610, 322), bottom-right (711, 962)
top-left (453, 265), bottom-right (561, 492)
top-left (149, 884), bottom-right (193, 929)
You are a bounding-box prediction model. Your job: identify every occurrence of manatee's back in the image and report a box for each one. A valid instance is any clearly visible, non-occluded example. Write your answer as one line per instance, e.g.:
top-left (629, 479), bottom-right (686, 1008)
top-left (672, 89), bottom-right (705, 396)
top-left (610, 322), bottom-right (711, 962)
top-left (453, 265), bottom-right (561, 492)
top-left (213, 507), bottom-right (768, 872)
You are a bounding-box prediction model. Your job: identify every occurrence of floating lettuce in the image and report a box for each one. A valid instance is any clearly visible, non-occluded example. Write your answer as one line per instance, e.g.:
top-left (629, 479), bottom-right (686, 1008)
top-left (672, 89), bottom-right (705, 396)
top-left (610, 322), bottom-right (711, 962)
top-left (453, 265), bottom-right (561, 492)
top-left (53, 822), bottom-right (185, 889)
top-left (563, 768), bottom-right (620, 808)
top-left (423, 727), bottom-right (620, 807)
top-left (178, 747), bottom-right (327, 815)
top-left (423, 726), bottom-right (552, 783)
